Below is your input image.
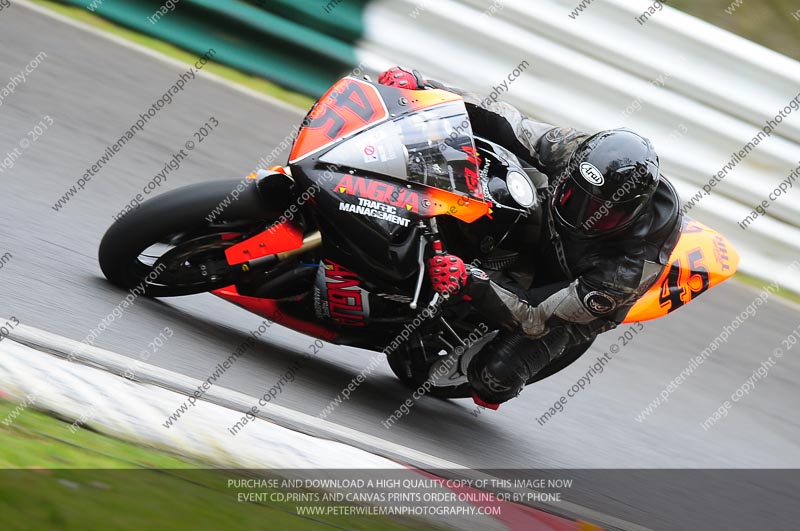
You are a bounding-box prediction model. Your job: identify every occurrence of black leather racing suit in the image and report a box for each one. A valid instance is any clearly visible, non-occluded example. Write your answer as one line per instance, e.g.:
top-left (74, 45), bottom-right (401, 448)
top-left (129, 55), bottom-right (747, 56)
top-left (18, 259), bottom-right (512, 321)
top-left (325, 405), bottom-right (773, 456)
top-left (425, 79), bottom-right (683, 404)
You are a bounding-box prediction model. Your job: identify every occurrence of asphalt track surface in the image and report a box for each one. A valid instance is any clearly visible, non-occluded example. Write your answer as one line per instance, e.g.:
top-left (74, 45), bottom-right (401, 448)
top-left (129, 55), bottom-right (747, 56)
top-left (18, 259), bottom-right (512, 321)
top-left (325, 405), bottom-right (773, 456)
top-left (2, 4), bottom-right (800, 530)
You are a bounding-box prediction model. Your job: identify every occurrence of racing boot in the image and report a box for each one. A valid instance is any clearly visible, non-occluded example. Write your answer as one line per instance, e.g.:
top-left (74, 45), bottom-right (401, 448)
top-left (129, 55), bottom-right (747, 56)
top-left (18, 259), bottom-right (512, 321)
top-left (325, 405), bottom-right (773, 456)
top-left (467, 327), bottom-right (571, 407)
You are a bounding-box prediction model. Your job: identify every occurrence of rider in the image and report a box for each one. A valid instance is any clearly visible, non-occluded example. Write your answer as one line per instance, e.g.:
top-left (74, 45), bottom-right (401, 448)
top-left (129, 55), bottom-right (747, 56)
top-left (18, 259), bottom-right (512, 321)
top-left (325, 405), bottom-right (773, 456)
top-left (378, 67), bottom-right (683, 409)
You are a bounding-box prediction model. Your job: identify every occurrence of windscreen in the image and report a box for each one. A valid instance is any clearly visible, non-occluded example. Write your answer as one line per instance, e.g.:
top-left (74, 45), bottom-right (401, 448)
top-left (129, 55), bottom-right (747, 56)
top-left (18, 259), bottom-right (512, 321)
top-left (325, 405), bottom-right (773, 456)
top-left (319, 101), bottom-right (483, 198)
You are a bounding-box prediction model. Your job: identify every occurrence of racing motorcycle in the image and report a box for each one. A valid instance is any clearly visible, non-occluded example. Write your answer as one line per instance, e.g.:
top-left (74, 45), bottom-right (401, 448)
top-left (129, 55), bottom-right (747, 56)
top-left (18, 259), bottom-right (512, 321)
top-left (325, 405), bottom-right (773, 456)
top-left (99, 76), bottom-right (739, 399)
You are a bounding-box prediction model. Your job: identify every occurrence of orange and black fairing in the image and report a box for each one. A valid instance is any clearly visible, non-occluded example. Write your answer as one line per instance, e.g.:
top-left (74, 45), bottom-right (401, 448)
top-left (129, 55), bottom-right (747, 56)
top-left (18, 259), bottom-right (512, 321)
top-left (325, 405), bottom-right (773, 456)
top-left (289, 77), bottom-right (464, 165)
top-left (290, 78), bottom-right (389, 164)
top-left (331, 174), bottom-right (488, 223)
top-left (283, 76), bottom-right (492, 288)
top-left (213, 78), bottom-right (492, 309)
top-left (302, 168), bottom-right (487, 288)
top-left (289, 77), bottom-right (488, 221)
top-left (623, 219), bottom-right (739, 323)
top-left (212, 285), bottom-right (339, 341)
top-left (378, 82), bottom-right (465, 114)
top-left (285, 77), bottom-right (495, 288)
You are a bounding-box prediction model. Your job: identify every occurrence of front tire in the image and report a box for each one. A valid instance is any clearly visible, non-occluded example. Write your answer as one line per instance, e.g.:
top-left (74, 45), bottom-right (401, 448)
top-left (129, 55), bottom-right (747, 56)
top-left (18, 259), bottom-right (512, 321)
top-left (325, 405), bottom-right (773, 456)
top-left (99, 180), bottom-right (275, 297)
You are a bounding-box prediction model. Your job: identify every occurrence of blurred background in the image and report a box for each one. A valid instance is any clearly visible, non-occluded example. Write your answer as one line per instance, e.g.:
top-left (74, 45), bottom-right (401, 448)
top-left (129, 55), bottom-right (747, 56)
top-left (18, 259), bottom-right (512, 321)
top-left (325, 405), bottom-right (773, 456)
top-left (671, 0), bottom-right (799, 61)
top-left (43, 0), bottom-right (800, 293)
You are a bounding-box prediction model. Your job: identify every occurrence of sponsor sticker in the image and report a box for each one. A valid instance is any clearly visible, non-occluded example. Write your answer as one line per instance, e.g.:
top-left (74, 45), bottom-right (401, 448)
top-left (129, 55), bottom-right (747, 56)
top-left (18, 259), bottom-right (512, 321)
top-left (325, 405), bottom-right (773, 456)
top-left (363, 144), bottom-right (378, 163)
top-left (335, 175), bottom-right (421, 213)
top-left (315, 260), bottom-right (369, 326)
top-left (338, 198), bottom-right (411, 227)
top-left (583, 291), bottom-right (616, 313)
top-left (545, 128), bottom-right (566, 142)
top-left (579, 162), bottom-right (605, 186)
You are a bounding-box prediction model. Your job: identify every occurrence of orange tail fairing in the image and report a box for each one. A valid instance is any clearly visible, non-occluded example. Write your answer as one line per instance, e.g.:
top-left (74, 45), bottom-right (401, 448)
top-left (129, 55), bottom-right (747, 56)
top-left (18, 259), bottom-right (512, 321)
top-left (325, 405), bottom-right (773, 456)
top-left (623, 219), bottom-right (739, 323)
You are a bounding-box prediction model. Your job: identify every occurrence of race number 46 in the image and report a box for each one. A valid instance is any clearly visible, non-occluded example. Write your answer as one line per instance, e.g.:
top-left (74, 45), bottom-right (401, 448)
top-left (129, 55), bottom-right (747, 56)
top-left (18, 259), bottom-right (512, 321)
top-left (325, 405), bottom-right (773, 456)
top-left (659, 248), bottom-right (710, 312)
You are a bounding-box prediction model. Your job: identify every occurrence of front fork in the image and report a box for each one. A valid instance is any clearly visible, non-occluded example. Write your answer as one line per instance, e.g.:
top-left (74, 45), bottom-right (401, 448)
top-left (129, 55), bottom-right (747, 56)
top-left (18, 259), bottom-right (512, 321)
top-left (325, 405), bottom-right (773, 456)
top-left (409, 218), bottom-right (490, 382)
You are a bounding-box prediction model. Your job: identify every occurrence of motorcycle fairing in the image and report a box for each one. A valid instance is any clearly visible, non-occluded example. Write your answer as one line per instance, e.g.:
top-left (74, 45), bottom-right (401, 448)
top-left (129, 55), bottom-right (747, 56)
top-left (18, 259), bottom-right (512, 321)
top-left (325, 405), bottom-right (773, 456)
top-left (290, 77), bottom-right (390, 164)
top-left (331, 173), bottom-right (489, 224)
top-left (313, 259), bottom-right (370, 327)
top-left (212, 285), bottom-right (339, 341)
top-left (377, 82), bottom-right (465, 114)
top-left (622, 219), bottom-right (739, 323)
top-left (290, 77), bottom-right (489, 222)
top-left (317, 98), bottom-right (483, 200)
top-left (289, 77), bottom-right (464, 166)
top-left (225, 221), bottom-right (303, 265)
top-left (314, 188), bottom-right (425, 288)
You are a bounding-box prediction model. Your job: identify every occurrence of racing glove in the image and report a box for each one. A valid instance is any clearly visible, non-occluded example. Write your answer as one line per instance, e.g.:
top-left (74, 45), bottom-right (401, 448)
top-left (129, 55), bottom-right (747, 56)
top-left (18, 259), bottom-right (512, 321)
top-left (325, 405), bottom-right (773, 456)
top-left (427, 254), bottom-right (469, 296)
top-left (377, 67), bottom-right (427, 90)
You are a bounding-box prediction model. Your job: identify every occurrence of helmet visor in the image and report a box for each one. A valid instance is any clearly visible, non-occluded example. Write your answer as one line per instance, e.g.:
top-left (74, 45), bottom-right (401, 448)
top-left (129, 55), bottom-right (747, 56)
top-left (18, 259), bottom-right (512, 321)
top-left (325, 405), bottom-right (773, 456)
top-left (554, 179), bottom-right (647, 236)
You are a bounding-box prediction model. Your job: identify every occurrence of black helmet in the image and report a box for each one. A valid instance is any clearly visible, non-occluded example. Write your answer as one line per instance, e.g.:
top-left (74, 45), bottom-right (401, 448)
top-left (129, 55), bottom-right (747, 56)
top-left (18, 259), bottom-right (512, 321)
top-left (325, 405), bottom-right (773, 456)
top-left (552, 129), bottom-right (659, 239)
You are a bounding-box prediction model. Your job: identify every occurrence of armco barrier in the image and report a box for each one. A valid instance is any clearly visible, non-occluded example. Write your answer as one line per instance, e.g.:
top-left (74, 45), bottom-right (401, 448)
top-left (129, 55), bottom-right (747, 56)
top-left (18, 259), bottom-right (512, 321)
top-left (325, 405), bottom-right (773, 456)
top-left (56, 0), bottom-right (362, 96)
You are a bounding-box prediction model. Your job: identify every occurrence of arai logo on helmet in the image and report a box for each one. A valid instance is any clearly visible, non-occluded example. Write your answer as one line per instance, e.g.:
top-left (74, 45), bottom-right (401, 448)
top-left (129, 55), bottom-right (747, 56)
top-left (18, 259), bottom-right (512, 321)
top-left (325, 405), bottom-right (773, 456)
top-left (579, 162), bottom-right (605, 186)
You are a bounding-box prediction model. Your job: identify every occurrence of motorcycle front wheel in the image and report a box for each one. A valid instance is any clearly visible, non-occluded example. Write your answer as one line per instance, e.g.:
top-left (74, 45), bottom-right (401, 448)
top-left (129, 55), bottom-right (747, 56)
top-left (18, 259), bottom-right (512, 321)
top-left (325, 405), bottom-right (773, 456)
top-left (98, 180), bottom-right (276, 297)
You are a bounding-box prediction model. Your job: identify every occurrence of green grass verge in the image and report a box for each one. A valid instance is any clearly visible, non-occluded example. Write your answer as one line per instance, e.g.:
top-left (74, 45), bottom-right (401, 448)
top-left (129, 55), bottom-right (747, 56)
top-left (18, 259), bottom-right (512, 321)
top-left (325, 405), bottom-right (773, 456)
top-left (0, 400), bottom-right (430, 530)
top-left (29, 0), bottom-right (315, 110)
top-left (0, 399), bottom-right (193, 469)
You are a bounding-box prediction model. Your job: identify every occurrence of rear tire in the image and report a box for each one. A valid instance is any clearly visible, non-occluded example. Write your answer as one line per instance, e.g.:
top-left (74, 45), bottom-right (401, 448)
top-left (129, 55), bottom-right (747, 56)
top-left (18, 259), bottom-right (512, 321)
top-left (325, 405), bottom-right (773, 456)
top-left (99, 180), bottom-right (275, 297)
